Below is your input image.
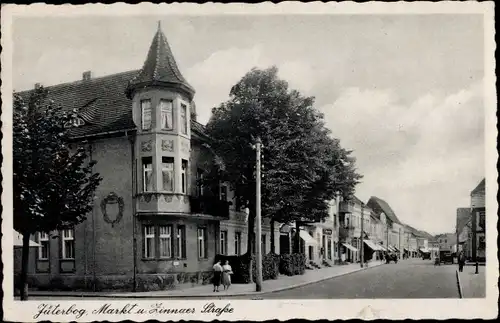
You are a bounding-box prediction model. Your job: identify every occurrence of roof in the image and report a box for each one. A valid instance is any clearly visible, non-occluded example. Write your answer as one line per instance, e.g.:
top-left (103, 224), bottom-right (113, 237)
top-left (15, 25), bottom-right (208, 140)
top-left (367, 196), bottom-right (401, 224)
top-left (126, 22), bottom-right (195, 100)
top-left (456, 207), bottom-right (471, 236)
top-left (471, 178), bottom-right (485, 195)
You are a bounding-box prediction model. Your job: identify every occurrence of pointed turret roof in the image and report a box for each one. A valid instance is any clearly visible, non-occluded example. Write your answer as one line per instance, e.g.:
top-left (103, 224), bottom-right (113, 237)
top-left (126, 22), bottom-right (195, 99)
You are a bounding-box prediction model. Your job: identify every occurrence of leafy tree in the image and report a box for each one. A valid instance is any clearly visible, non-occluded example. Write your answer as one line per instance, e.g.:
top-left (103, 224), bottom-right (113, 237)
top-left (13, 87), bottom-right (102, 300)
top-left (205, 66), bottom-right (362, 257)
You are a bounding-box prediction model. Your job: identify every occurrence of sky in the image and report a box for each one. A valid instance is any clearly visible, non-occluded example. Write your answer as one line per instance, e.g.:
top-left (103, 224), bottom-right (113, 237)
top-left (12, 15), bottom-right (485, 235)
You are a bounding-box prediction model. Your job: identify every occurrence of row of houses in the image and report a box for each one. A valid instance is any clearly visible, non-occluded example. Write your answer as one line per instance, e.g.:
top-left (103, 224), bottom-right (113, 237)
top-left (14, 24), bottom-right (437, 291)
top-left (456, 179), bottom-right (486, 262)
top-left (294, 195), bottom-right (438, 266)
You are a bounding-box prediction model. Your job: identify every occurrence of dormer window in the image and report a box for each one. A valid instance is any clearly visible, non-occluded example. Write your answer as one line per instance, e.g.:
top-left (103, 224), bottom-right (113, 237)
top-left (141, 99), bottom-right (152, 130)
top-left (160, 99), bottom-right (173, 130)
top-left (64, 117), bottom-right (85, 128)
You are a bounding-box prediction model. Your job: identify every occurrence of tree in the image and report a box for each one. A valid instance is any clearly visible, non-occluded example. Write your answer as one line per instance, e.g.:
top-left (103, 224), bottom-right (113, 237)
top-left (13, 87), bottom-right (102, 300)
top-left (205, 66), bottom-right (362, 257)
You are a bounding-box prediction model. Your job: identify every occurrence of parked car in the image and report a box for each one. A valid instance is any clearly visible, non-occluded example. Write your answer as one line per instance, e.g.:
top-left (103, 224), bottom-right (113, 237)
top-left (422, 252), bottom-right (431, 260)
top-left (439, 251), bottom-right (454, 264)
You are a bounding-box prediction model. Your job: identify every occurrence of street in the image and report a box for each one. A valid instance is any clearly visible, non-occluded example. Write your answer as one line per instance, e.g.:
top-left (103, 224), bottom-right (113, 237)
top-left (22, 258), bottom-right (460, 300)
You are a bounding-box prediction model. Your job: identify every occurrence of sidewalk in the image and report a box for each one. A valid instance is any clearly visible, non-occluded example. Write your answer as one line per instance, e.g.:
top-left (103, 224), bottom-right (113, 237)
top-left (457, 266), bottom-right (486, 298)
top-left (29, 260), bottom-right (385, 298)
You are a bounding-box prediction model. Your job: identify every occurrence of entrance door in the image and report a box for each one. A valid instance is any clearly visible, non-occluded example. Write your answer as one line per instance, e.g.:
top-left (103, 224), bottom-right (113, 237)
top-left (308, 246), bottom-right (314, 261)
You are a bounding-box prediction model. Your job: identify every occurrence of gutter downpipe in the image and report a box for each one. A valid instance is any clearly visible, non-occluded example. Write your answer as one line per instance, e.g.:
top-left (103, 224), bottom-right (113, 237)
top-left (128, 132), bottom-right (138, 292)
top-left (91, 143), bottom-right (97, 292)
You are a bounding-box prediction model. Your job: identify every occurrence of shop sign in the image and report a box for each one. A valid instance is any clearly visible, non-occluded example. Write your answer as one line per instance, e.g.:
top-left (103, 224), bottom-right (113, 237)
top-left (323, 229), bottom-right (333, 235)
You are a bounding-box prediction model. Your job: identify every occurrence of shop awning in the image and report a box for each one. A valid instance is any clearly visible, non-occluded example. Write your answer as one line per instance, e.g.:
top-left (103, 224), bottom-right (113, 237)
top-left (280, 224), bottom-right (292, 233)
top-left (342, 243), bottom-right (358, 252)
top-left (393, 246), bottom-right (400, 252)
top-left (363, 239), bottom-right (381, 251)
top-left (419, 247), bottom-right (430, 253)
top-left (378, 245), bottom-right (388, 251)
top-left (387, 246), bottom-right (396, 252)
top-left (299, 230), bottom-right (318, 246)
top-left (404, 247), bottom-right (409, 251)
top-left (14, 231), bottom-right (40, 247)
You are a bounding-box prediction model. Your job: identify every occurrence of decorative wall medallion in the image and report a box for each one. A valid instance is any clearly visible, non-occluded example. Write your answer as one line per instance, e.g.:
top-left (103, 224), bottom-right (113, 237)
top-left (144, 194), bottom-right (152, 203)
top-left (165, 195), bottom-right (173, 203)
top-left (181, 141), bottom-right (190, 153)
top-left (141, 140), bottom-right (153, 152)
top-left (161, 140), bottom-right (174, 152)
top-left (101, 192), bottom-right (124, 227)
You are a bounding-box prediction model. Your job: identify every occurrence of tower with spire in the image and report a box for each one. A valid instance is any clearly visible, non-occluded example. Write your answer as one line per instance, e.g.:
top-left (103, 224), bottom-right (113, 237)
top-left (127, 22), bottom-right (195, 197)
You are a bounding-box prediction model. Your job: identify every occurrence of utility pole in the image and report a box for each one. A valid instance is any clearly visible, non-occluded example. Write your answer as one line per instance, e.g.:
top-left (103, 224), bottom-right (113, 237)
top-left (255, 137), bottom-right (263, 291)
top-left (360, 203), bottom-right (364, 268)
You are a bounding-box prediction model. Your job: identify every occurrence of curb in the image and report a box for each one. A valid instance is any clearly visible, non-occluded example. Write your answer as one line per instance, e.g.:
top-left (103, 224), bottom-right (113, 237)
top-left (28, 263), bottom-right (385, 299)
top-left (455, 269), bottom-right (463, 299)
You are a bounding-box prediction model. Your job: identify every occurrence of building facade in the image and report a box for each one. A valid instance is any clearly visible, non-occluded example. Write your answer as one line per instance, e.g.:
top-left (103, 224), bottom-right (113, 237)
top-left (16, 25), bottom-right (280, 291)
top-left (470, 179), bottom-right (486, 262)
top-left (436, 233), bottom-right (457, 253)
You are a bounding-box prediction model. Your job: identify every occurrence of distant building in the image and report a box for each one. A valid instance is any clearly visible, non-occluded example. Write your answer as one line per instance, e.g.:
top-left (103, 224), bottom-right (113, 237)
top-left (456, 208), bottom-right (472, 259)
top-left (435, 233), bottom-right (457, 253)
top-left (367, 196), bottom-right (404, 257)
top-left (470, 179), bottom-right (486, 262)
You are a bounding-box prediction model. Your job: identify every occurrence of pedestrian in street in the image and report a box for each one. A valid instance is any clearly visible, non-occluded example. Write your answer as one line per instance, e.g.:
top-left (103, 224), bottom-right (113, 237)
top-left (212, 260), bottom-right (223, 292)
top-left (222, 260), bottom-right (233, 291)
top-left (458, 251), bottom-right (465, 272)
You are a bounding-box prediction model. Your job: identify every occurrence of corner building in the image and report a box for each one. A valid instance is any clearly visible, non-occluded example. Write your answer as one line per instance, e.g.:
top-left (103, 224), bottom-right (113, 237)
top-left (17, 24), bottom-right (279, 291)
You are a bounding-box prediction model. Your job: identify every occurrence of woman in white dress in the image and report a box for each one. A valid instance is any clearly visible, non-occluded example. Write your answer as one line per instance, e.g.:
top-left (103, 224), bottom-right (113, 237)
top-left (221, 260), bottom-right (233, 290)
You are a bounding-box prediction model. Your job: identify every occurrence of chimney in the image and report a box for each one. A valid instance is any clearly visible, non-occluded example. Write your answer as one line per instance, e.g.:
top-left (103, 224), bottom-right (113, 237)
top-left (82, 71), bottom-right (92, 81)
top-left (34, 83), bottom-right (41, 89)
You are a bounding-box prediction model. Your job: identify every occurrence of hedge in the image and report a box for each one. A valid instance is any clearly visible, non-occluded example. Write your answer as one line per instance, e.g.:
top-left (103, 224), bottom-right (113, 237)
top-left (252, 253), bottom-right (280, 281)
top-left (279, 253), bottom-right (306, 276)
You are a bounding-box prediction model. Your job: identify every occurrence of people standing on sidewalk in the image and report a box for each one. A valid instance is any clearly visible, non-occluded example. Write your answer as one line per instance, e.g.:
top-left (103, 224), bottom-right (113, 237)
top-left (222, 260), bottom-right (233, 291)
top-left (212, 260), bottom-right (223, 292)
top-left (458, 251), bottom-right (465, 272)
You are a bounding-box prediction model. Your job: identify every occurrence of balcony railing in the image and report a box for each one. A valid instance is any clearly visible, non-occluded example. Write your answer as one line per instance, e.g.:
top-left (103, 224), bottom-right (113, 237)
top-left (190, 196), bottom-right (230, 219)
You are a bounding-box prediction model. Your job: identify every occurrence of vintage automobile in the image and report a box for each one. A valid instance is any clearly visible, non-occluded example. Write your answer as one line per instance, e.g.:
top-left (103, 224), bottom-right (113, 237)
top-left (439, 251), bottom-right (455, 264)
top-left (422, 252), bottom-right (431, 260)
top-left (385, 253), bottom-right (398, 264)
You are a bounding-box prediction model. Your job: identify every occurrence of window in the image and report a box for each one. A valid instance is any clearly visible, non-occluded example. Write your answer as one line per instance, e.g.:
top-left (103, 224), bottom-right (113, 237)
top-left (160, 99), bottom-right (173, 130)
top-left (38, 232), bottom-right (49, 260)
top-left (158, 225), bottom-right (173, 259)
top-left (261, 234), bottom-right (267, 255)
top-left (234, 232), bottom-right (241, 256)
top-left (142, 157), bottom-right (153, 192)
top-left (220, 230), bottom-right (228, 255)
top-left (161, 157), bottom-right (174, 192)
top-left (176, 226), bottom-right (186, 259)
top-left (181, 160), bottom-right (188, 194)
top-left (197, 228), bottom-right (207, 258)
top-left (61, 229), bottom-right (75, 259)
top-left (141, 99), bottom-right (152, 130)
top-left (180, 103), bottom-right (188, 134)
top-left (445, 239), bottom-right (447, 244)
top-left (144, 225), bottom-right (155, 259)
top-left (196, 169), bottom-right (204, 196)
top-left (220, 184), bottom-right (228, 201)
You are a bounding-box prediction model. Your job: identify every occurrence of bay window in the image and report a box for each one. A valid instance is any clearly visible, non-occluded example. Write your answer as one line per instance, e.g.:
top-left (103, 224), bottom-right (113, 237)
top-left (142, 157), bottom-right (153, 192)
top-left (180, 103), bottom-right (188, 134)
top-left (181, 160), bottom-right (188, 194)
top-left (160, 99), bottom-right (173, 130)
top-left (162, 157), bottom-right (174, 192)
top-left (141, 99), bottom-right (152, 130)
